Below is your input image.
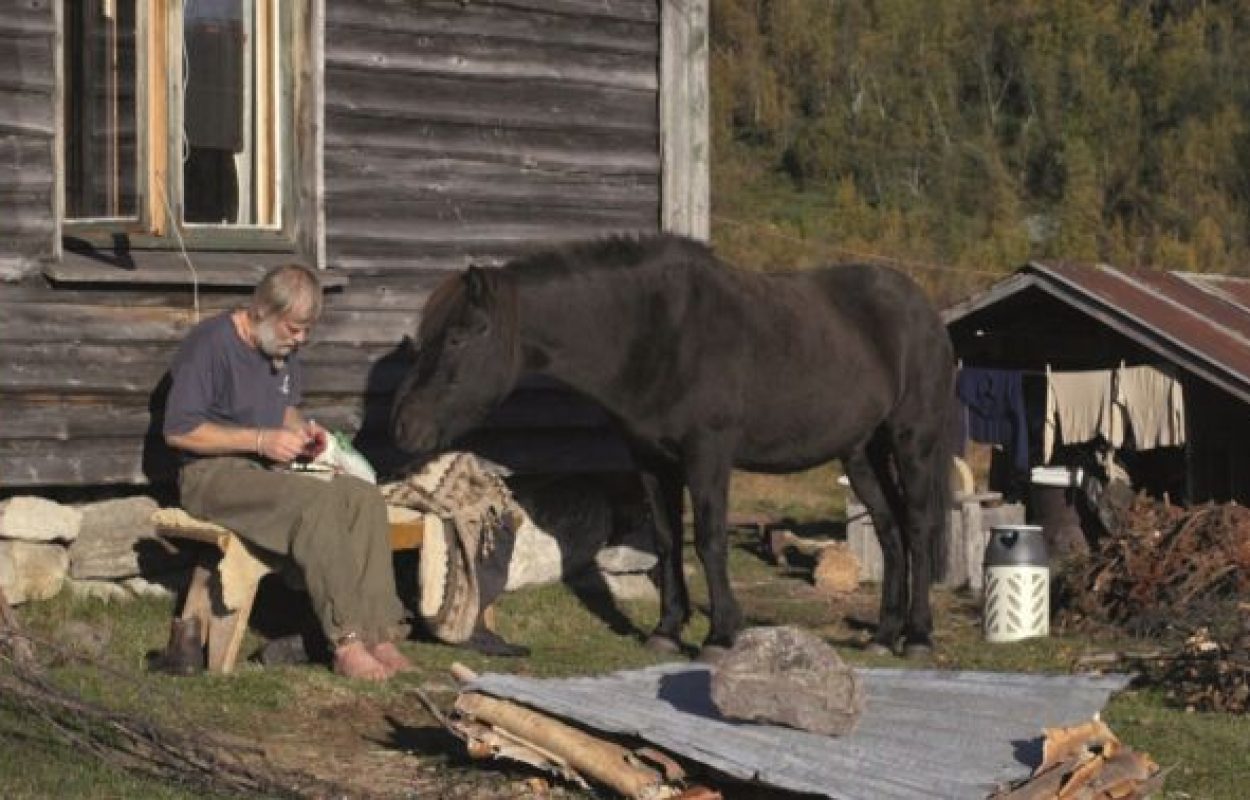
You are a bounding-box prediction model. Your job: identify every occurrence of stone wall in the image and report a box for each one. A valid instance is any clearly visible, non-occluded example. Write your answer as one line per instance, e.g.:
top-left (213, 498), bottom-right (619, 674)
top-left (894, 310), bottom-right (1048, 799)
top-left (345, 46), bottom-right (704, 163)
top-left (0, 495), bottom-right (194, 605)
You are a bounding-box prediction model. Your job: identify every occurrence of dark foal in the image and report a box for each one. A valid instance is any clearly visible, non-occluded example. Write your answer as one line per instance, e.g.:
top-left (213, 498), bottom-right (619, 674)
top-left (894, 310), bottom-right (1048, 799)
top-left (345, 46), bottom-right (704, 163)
top-left (391, 234), bottom-right (955, 659)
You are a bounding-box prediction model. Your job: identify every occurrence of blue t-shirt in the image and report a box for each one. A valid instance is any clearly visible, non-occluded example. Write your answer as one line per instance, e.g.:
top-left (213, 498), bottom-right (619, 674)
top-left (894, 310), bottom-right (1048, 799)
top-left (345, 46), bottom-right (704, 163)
top-left (164, 311), bottom-right (303, 447)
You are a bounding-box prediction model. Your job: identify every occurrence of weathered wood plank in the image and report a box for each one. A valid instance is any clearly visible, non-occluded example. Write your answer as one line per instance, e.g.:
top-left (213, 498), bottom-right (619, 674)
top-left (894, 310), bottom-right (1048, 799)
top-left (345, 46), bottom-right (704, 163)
top-left (0, 421), bottom-right (633, 487)
top-left (325, 223), bottom-right (660, 267)
top-left (45, 253), bottom-right (349, 288)
top-left (0, 0), bottom-right (54, 36)
top-left (0, 282), bottom-right (436, 315)
top-left (325, 153), bottom-right (658, 204)
top-left (0, 301), bottom-right (419, 346)
top-left (0, 384), bottom-right (610, 442)
top-left (325, 113), bottom-right (659, 173)
top-left (0, 133), bottom-right (54, 190)
top-left (325, 69), bottom-right (656, 133)
top-left (0, 437), bottom-right (176, 486)
top-left (329, 2), bottom-right (658, 49)
top-left (0, 33), bottom-right (55, 92)
top-left (0, 87), bottom-right (54, 137)
top-left (660, 0), bottom-right (710, 240)
top-left (0, 343), bottom-right (410, 395)
top-left (325, 194), bottom-right (657, 225)
top-left (0, 187), bottom-right (54, 230)
top-left (327, 30), bottom-right (656, 91)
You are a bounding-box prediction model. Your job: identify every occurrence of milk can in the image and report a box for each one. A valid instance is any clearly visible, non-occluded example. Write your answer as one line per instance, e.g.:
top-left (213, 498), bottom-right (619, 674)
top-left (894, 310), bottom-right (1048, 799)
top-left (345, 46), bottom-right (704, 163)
top-left (982, 524), bottom-right (1049, 643)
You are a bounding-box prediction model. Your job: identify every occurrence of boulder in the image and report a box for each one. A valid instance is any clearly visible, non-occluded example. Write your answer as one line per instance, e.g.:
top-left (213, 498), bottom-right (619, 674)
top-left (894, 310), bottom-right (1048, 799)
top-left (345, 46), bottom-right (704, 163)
top-left (0, 540), bottom-right (69, 604)
top-left (69, 496), bottom-right (179, 580)
top-left (66, 579), bottom-right (133, 603)
top-left (0, 496), bottom-right (83, 543)
top-left (595, 544), bottom-right (658, 574)
top-left (599, 571), bottom-right (659, 602)
top-left (711, 626), bottom-right (864, 736)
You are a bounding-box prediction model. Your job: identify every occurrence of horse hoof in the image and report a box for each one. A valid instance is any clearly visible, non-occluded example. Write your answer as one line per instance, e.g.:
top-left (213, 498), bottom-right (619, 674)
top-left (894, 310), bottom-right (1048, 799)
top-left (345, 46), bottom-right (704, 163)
top-left (902, 642), bottom-right (933, 659)
top-left (696, 645), bottom-right (730, 665)
top-left (864, 641), bottom-right (895, 657)
top-left (644, 634), bottom-right (682, 654)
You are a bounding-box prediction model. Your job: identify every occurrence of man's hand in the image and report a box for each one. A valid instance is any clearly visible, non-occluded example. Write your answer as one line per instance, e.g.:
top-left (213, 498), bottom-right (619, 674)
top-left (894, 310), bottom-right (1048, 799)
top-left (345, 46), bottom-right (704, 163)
top-left (259, 427), bottom-right (313, 464)
top-left (298, 420), bottom-right (328, 461)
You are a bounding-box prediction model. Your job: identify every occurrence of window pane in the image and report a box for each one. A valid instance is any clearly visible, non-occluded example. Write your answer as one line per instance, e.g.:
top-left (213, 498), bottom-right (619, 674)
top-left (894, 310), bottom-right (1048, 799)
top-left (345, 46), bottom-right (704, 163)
top-left (64, 0), bottom-right (140, 220)
top-left (183, 0), bottom-right (278, 227)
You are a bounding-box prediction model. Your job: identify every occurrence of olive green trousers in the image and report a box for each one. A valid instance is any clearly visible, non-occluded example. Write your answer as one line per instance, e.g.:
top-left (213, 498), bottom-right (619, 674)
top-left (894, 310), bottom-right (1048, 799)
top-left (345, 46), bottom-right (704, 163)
top-left (179, 457), bottom-right (408, 647)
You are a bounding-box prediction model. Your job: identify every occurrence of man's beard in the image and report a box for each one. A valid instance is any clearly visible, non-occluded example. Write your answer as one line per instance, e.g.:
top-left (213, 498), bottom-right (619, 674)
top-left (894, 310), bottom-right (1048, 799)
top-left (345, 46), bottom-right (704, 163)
top-left (255, 318), bottom-right (294, 361)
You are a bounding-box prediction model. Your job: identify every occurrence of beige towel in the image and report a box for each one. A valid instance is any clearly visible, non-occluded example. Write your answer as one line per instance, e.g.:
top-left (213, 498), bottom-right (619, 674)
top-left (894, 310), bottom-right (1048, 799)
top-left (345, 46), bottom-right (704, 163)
top-left (1044, 369), bottom-right (1121, 462)
top-left (1116, 365), bottom-right (1186, 449)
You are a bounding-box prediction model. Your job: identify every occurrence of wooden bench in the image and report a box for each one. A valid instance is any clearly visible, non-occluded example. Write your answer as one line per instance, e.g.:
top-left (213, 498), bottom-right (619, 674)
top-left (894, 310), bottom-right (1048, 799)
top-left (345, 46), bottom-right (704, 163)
top-left (152, 506), bottom-right (424, 674)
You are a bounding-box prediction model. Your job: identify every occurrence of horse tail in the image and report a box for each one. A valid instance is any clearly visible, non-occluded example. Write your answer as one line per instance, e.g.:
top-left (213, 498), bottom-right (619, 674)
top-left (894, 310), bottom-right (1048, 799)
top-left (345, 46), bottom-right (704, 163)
top-left (929, 368), bottom-right (958, 584)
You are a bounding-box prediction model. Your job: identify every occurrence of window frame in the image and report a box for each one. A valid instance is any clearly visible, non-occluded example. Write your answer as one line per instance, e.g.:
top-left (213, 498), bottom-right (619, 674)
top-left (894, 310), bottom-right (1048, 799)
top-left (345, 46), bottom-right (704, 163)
top-left (59, 0), bottom-right (300, 256)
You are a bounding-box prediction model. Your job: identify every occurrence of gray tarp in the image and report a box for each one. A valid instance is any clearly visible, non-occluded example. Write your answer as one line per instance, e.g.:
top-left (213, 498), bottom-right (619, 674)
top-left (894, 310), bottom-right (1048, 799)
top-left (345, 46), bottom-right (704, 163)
top-left (468, 663), bottom-right (1133, 799)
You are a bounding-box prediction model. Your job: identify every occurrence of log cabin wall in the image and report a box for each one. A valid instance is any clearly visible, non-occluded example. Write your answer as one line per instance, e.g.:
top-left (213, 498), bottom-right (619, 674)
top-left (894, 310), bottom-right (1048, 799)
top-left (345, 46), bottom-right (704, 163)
top-left (0, 0), bottom-right (688, 490)
top-left (0, 0), bottom-right (56, 281)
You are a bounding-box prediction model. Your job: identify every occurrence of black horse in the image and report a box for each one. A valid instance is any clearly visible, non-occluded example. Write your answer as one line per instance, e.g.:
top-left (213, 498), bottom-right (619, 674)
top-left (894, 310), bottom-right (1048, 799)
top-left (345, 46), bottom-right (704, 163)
top-left (392, 234), bottom-right (955, 659)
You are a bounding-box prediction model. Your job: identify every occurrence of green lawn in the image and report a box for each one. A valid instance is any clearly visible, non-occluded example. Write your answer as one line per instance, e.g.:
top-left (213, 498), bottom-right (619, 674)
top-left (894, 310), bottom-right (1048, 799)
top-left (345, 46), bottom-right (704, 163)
top-left (4, 503), bottom-right (1248, 798)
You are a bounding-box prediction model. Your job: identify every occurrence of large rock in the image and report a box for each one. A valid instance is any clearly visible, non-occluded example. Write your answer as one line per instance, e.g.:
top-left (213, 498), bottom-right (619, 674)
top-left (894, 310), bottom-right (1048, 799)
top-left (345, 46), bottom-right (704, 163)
top-left (69, 496), bottom-right (176, 580)
top-left (66, 579), bottom-right (133, 603)
top-left (0, 540), bottom-right (69, 604)
top-left (711, 626), bottom-right (865, 736)
top-left (0, 496), bottom-right (83, 543)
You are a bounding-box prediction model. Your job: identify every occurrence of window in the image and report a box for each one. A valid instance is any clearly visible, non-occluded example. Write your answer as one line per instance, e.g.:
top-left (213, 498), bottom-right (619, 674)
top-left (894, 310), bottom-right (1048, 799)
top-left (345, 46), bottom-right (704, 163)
top-left (62, 0), bottom-right (293, 252)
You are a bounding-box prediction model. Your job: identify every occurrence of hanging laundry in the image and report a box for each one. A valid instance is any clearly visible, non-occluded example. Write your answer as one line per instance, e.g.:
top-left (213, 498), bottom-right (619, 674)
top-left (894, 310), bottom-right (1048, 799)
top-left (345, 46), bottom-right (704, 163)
top-left (1115, 365), bottom-right (1186, 449)
top-left (956, 367), bottom-right (1029, 470)
top-left (1043, 368), bottom-right (1122, 463)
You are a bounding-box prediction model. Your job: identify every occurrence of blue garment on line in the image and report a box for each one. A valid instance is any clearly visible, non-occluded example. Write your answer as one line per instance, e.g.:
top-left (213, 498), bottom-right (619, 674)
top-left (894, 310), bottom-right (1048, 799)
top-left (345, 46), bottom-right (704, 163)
top-left (956, 367), bottom-right (1029, 470)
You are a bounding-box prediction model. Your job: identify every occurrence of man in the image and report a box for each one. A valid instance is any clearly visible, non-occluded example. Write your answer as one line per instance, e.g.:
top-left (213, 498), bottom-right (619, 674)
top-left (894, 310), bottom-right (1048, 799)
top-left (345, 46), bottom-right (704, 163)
top-left (164, 263), bottom-right (412, 682)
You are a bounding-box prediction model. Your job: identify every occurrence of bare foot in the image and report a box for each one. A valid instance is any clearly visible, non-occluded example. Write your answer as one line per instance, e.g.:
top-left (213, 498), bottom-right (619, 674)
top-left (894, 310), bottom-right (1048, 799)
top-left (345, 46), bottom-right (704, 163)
top-left (333, 641), bottom-right (389, 682)
top-left (369, 641), bottom-right (415, 675)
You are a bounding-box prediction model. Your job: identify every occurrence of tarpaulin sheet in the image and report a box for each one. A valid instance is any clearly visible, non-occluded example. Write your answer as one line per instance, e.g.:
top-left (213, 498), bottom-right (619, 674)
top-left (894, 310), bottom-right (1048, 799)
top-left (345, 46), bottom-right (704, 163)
top-left (468, 663), bottom-right (1133, 799)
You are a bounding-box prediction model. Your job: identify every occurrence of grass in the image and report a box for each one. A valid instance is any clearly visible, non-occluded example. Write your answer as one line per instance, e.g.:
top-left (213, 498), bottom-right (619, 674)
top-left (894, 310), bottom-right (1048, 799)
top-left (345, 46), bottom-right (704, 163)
top-left (5, 514), bottom-right (1250, 798)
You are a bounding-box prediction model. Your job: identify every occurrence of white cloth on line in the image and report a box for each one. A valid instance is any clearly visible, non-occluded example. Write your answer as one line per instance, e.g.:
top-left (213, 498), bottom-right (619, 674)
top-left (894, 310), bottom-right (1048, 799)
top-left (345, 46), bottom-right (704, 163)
top-left (1044, 368), bottom-right (1120, 462)
top-left (1116, 365), bottom-right (1186, 449)
top-left (1043, 364), bottom-right (1187, 462)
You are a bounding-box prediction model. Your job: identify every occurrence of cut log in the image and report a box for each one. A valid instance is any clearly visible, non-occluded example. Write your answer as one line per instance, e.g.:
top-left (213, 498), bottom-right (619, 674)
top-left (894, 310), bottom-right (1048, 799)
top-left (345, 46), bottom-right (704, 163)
top-left (450, 662), bottom-right (679, 799)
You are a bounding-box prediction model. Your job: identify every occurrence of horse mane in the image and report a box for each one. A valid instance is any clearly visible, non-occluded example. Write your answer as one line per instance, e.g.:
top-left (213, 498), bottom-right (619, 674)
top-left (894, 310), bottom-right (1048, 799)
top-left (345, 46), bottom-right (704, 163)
top-left (503, 233), bottom-right (713, 281)
top-left (419, 232), bottom-right (707, 345)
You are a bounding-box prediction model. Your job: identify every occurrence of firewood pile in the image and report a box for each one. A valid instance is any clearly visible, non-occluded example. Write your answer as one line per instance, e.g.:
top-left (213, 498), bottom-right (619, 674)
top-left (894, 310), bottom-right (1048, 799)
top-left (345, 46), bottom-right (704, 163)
top-left (1055, 495), bottom-right (1250, 714)
top-left (1055, 496), bottom-right (1250, 636)
top-left (1140, 612), bottom-right (1250, 714)
top-left (989, 717), bottom-right (1165, 800)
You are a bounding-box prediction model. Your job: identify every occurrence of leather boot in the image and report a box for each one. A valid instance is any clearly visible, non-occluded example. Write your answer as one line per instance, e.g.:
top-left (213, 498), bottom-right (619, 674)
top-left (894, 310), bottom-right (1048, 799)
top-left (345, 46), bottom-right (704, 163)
top-left (152, 617), bottom-right (205, 676)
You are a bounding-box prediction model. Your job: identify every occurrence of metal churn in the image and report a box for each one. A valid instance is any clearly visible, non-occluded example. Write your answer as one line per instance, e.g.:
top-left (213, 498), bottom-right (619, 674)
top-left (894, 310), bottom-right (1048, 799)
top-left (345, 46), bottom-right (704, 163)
top-left (982, 524), bottom-right (1049, 642)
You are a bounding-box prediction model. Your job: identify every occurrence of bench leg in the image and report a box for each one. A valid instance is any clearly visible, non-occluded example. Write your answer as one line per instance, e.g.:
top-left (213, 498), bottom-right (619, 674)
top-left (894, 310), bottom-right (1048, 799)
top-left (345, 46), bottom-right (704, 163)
top-left (179, 564), bottom-right (213, 648)
top-left (207, 572), bottom-right (262, 675)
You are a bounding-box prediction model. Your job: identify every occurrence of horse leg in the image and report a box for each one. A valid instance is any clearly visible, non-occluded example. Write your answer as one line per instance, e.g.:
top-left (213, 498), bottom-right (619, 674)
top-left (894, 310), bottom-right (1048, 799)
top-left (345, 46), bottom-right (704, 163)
top-left (890, 422), bottom-right (948, 656)
top-left (844, 435), bottom-right (908, 655)
top-left (638, 461), bottom-right (689, 654)
top-left (684, 443), bottom-right (741, 661)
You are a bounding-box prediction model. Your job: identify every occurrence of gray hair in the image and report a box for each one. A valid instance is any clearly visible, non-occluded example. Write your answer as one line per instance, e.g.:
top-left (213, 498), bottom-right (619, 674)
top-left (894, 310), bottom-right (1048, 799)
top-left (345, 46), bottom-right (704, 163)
top-left (250, 263), bottom-right (323, 321)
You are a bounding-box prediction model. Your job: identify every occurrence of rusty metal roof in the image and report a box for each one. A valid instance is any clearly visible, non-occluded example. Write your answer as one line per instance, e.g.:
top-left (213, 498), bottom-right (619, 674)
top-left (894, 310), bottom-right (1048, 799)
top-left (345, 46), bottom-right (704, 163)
top-left (943, 261), bottom-right (1250, 404)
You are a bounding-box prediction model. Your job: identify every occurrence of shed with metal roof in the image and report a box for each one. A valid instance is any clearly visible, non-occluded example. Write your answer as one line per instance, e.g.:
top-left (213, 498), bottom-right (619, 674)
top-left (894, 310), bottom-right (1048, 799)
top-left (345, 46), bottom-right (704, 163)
top-left (944, 261), bottom-right (1250, 505)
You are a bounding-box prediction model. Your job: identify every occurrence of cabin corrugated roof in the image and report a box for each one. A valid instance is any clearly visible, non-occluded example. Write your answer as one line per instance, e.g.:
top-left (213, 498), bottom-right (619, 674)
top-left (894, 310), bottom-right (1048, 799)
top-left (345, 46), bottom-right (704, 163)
top-left (943, 261), bottom-right (1250, 404)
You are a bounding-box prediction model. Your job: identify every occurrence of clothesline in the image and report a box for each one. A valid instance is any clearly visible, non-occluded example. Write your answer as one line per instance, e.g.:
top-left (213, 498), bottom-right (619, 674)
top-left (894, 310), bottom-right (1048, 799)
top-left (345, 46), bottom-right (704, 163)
top-left (956, 364), bottom-right (1186, 469)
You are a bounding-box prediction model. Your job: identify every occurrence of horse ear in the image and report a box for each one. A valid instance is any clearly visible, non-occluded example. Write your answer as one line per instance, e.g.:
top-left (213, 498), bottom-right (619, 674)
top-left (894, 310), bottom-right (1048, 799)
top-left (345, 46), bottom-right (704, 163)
top-left (463, 265), bottom-right (491, 306)
top-left (398, 334), bottom-right (418, 359)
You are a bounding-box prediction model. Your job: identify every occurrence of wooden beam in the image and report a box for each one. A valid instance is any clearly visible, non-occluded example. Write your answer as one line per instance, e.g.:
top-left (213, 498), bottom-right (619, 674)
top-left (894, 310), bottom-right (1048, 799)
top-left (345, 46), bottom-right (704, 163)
top-left (660, 0), bottom-right (709, 240)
